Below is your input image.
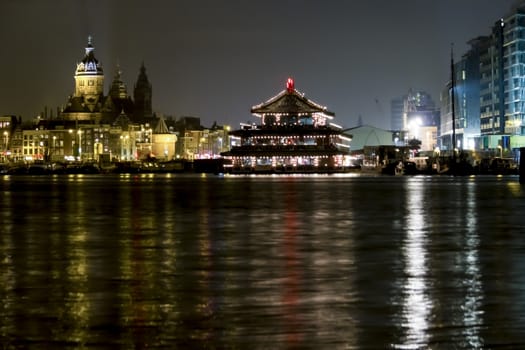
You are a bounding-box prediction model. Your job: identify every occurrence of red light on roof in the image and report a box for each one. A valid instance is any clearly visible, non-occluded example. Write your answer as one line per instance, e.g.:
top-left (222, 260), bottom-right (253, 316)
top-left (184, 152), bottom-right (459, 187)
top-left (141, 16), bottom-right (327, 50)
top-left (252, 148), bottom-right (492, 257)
top-left (286, 78), bottom-right (294, 92)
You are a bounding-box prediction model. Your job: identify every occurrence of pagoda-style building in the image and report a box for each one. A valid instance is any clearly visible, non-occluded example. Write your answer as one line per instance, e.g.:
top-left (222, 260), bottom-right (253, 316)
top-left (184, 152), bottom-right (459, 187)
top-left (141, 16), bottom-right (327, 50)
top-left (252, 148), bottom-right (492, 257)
top-left (221, 78), bottom-right (353, 173)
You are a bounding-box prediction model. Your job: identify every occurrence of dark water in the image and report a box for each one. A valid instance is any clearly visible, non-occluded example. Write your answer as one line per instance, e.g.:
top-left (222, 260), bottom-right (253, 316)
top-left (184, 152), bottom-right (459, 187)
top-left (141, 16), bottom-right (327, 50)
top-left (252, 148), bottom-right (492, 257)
top-left (1, 173), bottom-right (525, 349)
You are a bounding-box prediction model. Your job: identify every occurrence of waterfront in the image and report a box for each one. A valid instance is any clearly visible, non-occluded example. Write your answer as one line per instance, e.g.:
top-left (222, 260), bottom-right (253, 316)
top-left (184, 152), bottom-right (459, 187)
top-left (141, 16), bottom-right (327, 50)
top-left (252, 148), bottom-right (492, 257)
top-left (1, 174), bottom-right (525, 349)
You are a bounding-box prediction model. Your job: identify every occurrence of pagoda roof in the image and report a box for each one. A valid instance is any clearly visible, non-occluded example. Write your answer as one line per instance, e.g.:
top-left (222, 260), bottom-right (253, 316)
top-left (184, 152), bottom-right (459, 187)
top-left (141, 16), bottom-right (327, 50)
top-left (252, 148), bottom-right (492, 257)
top-left (251, 78), bottom-right (335, 117)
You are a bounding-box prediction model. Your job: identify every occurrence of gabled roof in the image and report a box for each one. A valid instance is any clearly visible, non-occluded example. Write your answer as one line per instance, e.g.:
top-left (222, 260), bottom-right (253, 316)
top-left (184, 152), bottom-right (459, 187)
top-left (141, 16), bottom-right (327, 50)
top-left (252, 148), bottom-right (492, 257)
top-left (251, 78), bottom-right (334, 117)
top-left (62, 96), bottom-right (96, 113)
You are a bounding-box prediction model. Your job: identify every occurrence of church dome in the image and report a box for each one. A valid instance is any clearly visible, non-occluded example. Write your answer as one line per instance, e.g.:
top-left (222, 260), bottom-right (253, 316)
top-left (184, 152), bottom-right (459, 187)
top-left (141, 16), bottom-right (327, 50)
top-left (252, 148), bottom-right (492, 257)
top-left (76, 36), bottom-right (103, 76)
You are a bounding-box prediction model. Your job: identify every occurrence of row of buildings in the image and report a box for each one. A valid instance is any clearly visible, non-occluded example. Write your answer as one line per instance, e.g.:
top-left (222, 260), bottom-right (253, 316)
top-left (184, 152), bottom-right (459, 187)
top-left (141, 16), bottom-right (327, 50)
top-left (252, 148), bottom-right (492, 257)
top-left (390, 1), bottom-right (525, 159)
top-left (0, 37), bottom-right (230, 164)
top-left (3, 1), bottom-right (525, 167)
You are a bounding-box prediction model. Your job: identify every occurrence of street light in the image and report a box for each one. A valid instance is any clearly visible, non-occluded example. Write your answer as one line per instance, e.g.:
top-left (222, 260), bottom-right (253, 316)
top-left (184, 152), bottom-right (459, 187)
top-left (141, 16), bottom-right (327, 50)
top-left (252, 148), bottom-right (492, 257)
top-left (52, 135), bottom-right (56, 159)
top-left (2, 131), bottom-right (7, 162)
top-left (77, 130), bottom-right (82, 161)
top-left (3, 131), bottom-right (8, 151)
top-left (95, 138), bottom-right (99, 159)
top-left (120, 134), bottom-right (130, 160)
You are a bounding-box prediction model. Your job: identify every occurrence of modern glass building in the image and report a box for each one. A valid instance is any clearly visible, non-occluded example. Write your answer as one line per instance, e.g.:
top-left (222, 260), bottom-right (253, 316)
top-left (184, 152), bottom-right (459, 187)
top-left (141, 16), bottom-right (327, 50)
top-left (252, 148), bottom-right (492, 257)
top-left (442, 37), bottom-right (486, 151)
top-left (478, 3), bottom-right (525, 152)
top-left (441, 1), bottom-right (525, 156)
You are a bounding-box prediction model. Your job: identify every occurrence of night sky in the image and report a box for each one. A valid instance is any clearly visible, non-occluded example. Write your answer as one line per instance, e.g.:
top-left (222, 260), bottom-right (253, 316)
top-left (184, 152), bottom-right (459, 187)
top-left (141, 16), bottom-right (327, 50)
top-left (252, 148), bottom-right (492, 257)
top-left (0, 0), bottom-right (519, 129)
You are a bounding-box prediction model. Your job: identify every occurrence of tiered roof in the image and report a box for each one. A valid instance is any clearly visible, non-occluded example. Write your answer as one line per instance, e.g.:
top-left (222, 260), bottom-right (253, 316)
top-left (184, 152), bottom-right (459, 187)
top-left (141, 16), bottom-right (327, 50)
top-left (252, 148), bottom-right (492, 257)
top-left (251, 78), bottom-right (334, 117)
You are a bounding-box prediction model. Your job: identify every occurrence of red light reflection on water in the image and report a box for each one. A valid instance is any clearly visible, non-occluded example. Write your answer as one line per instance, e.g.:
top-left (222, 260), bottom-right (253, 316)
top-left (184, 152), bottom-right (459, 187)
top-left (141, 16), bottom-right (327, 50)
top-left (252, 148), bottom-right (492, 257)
top-left (282, 182), bottom-right (302, 345)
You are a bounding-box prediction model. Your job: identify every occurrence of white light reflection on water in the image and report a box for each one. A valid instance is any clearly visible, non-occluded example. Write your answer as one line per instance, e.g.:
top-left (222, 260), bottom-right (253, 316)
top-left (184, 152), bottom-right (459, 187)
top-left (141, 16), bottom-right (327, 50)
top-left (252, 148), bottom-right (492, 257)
top-left (395, 179), bottom-right (431, 349)
top-left (461, 180), bottom-right (483, 348)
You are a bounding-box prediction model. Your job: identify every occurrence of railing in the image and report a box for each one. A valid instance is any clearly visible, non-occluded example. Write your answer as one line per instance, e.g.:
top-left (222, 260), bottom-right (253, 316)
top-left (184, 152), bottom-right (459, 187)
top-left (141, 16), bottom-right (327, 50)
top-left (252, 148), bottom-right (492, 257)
top-left (230, 144), bottom-right (339, 152)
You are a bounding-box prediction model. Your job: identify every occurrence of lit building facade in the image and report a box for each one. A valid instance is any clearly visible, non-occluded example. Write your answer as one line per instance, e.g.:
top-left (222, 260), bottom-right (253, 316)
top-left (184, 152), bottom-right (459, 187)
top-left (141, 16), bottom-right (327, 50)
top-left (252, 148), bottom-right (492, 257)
top-left (401, 90), bottom-right (439, 152)
top-left (0, 115), bottom-right (19, 162)
top-left (180, 127), bottom-right (229, 160)
top-left (457, 38), bottom-right (485, 150)
top-left (221, 78), bottom-right (352, 173)
top-left (151, 117), bottom-right (177, 161)
top-left (441, 38), bottom-right (486, 152)
top-left (476, 4), bottom-right (525, 153)
top-left (21, 129), bottom-right (50, 161)
top-left (479, 19), bottom-right (506, 145)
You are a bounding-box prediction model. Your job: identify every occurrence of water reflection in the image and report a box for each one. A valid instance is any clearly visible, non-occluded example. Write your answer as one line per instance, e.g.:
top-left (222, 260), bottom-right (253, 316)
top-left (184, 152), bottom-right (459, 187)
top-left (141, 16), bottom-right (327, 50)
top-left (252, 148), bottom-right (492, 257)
top-left (396, 179), bottom-right (431, 349)
top-left (1, 175), bottom-right (525, 348)
top-left (0, 187), bottom-right (15, 344)
top-left (462, 181), bottom-right (483, 348)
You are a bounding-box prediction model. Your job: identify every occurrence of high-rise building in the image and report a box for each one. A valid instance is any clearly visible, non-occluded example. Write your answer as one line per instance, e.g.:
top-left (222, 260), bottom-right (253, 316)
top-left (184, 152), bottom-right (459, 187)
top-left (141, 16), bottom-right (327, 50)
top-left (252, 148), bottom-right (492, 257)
top-left (390, 97), bottom-right (404, 131)
top-left (479, 19), bottom-right (505, 139)
top-left (458, 38), bottom-right (485, 149)
top-left (441, 37), bottom-right (486, 151)
top-left (501, 7), bottom-right (525, 136)
top-left (401, 90), bottom-right (439, 152)
top-left (474, 3), bottom-right (525, 152)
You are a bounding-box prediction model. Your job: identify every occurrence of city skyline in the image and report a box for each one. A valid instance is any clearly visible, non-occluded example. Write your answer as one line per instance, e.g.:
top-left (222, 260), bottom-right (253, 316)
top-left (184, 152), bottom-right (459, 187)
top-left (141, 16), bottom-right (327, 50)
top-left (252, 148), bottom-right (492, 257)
top-left (0, 0), bottom-right (519, 129)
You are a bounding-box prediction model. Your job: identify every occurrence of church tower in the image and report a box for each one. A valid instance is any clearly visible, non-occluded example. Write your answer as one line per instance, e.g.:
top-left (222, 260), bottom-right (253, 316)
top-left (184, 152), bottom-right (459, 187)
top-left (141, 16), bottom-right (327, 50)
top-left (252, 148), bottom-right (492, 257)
top-left (61, 36), bottom-right (104, 123)
top-left (74, 36), bottom-right (104, 111)
top-left (133, 62), bottom-right (153, 121)
top-left (101, 65), bottom-right (134, 123)
top-left (108, 66), bottom-right (128, 100)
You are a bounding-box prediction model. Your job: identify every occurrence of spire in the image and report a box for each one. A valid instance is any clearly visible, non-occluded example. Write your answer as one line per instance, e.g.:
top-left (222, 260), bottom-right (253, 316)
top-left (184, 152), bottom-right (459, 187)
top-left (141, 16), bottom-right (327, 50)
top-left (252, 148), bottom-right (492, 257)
top-left (133, 62), bottom-right (153, 120)
top-left (115, 62), bottom-right (122, 78)
top-left (85, 35), bottom-right (94, 55)
top-left (136, 62), bottom-right (150, 86)
top-left (76, 35), bottom-right (103, 75)
top-left (109, 64), bottom-right (128, 99)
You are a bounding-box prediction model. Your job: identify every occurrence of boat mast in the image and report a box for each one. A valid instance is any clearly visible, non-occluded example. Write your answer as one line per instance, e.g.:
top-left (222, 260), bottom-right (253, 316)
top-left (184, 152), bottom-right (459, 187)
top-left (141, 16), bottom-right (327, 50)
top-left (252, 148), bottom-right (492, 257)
top-left (451, 44), bottom-right (457, 170)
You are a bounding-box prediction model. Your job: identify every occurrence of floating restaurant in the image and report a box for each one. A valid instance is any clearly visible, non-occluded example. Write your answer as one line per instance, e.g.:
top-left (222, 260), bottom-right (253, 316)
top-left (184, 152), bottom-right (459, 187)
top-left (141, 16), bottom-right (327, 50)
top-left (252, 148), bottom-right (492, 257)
top-left (221, 78), bottom-right (353, 173)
